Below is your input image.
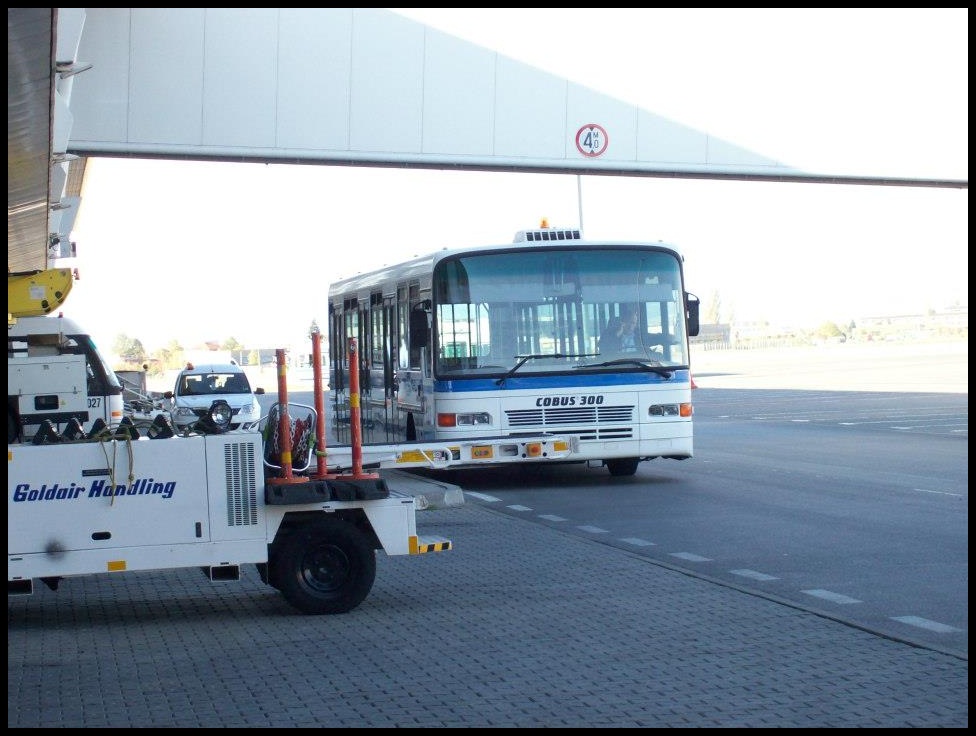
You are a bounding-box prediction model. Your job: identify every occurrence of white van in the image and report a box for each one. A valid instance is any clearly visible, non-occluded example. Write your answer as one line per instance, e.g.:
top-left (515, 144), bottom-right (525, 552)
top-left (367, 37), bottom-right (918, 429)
top-left (166, 362), bottom-right (265, 432)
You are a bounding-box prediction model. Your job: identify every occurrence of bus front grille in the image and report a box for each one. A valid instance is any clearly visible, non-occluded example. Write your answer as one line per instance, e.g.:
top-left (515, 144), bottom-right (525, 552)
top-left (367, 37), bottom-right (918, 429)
top-left (505, 405), bottom-right (634, 440)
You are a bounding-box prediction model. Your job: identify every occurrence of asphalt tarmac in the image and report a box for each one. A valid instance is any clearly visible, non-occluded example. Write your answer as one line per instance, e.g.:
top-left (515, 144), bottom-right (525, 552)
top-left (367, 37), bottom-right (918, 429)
top-left (8, 341), bottom-right (967, 727)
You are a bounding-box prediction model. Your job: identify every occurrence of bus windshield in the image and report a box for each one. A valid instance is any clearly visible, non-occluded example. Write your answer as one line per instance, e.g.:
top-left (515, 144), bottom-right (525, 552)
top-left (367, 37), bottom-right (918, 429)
top-left (432, 247), bottom-right (689, 377)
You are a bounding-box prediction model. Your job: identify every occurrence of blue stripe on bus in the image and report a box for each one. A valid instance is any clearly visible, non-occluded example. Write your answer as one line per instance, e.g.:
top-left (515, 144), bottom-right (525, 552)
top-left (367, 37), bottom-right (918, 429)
top-left (434, 370), bottom-right (690, 392)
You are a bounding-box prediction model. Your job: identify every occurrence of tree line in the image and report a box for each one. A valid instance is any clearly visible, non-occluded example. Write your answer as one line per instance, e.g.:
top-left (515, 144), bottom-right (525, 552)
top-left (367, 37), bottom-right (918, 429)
top-left (112, 334), bottom-right (257, 375)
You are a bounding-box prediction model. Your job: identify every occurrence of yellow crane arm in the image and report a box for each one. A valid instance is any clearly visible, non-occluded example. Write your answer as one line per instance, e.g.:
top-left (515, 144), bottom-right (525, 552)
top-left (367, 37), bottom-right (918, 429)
top-left (8, 268), bottom-right (75, 323)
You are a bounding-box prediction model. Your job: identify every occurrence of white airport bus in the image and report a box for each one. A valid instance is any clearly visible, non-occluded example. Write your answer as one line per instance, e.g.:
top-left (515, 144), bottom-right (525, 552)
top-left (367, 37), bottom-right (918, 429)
top-left (327, 223), bottom-right (699, 476)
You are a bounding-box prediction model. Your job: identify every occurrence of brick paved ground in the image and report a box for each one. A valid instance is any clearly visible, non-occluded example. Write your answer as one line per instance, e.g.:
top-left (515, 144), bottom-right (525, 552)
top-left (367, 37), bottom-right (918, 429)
top-left (8, 500), bottom-right (968, 728)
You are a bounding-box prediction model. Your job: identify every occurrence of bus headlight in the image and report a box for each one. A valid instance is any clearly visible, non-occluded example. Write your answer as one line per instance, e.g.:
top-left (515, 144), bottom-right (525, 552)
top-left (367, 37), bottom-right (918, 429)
top-left (437, 412), bottom-right (492, 428)
top-left (648, 403), bottom-right (692, 418)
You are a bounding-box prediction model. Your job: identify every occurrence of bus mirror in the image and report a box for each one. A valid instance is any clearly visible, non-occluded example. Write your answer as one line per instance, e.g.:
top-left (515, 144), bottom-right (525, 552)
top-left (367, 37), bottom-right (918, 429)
top-left (409, 308), bottom-right (429, 350)
top-left (685, 293), bottom-right (700, 337)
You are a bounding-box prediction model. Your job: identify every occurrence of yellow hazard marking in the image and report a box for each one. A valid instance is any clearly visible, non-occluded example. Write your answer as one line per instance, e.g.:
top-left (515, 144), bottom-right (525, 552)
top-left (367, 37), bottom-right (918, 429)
top-left (420, 540), bottom-right (451, 553)
top-left (397, 450), bottom-right (428, 464)
top-left (409, 536), bottom-right (452, 554)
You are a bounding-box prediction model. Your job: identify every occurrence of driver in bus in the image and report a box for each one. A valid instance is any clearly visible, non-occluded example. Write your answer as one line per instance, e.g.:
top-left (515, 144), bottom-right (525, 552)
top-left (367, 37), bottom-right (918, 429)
top-left (601, 306), bottom-right (640, 354)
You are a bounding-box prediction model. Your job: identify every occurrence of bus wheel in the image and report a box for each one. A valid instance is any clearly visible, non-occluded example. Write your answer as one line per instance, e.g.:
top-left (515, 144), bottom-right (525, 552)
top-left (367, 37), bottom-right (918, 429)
top-left (606, 457), bottom-right (639, 477)
top-left (272, 518), bottom-right (376, 615)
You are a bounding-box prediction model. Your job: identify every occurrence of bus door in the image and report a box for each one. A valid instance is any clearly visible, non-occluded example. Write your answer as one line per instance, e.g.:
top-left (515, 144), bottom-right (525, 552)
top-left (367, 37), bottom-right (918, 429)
top-left (361, 291), bottom-right (398, 443)
top-left (398, 283), bottom-right (430, 441)
top-left (329, 297), bottom-right (361, 445)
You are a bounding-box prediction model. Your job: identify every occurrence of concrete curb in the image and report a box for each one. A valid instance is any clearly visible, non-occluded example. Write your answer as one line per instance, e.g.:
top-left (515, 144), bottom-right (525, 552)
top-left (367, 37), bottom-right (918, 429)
top-left (378, 469), bottom-right (465, 510)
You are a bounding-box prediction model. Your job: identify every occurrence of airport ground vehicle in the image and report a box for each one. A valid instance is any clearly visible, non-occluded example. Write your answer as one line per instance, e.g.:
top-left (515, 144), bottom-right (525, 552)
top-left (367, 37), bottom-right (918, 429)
top-left (166, 362), bottom-right (265, 432)
top-left (328, 223), bottom-right (699, 476)
top-left (9, 293), bottom-right (576, 613)
top-left (8, 312), bottom-right (124, 442)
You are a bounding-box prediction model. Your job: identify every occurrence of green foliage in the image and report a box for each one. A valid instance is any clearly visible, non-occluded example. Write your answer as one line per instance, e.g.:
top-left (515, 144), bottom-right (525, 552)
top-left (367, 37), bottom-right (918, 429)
top-left (153, 339), bottom-right (185, 370)
top-left (816, 321), bottom-right (845, 338)
top-left (113, 334), bottom-right (146, 363)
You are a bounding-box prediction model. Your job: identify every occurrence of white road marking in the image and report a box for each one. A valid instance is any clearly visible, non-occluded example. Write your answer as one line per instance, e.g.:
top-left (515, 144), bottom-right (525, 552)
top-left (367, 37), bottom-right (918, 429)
top-left (730, 569), bottom-right (779, 581)
top-left (891, 616), bottom-right (963, 633)
top-left (669, 552), bottom-right (711, 562)
top-left (912, 488), bottom-right (964, 497)
top-left (802, 589), bottom-right (861, 604)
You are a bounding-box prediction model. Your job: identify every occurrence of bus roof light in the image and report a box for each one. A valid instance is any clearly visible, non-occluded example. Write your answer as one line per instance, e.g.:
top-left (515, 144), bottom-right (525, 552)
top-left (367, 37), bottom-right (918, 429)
top-left (513, 225), bottom-right (582, 243)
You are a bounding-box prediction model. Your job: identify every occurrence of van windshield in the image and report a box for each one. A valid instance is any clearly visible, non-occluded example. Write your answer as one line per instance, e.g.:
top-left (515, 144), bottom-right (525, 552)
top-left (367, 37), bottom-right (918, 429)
top-left (180, 372), bottom-right (250, 396)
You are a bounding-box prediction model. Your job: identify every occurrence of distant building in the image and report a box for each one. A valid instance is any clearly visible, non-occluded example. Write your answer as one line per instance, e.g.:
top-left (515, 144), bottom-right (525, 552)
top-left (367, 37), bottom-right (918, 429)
top-left (855, 306), bottom-right (967, 342)
top-left (691, 306), bottom-right (966, 350)
top-left (690, 323), bottom-right (731, 345)
top-left (183, 346), bottom-right (232, 366)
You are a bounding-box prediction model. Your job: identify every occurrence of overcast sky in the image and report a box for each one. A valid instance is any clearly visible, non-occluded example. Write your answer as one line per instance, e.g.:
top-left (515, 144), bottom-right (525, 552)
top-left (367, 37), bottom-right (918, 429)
top-left (67, 8), bottom-right (967, 353)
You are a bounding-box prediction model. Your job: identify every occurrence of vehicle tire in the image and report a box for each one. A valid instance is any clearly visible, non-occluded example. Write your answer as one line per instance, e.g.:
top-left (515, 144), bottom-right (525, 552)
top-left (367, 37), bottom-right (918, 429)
top-left (271, 518), bottom-right (376, 614)
top-left (606, 457), bottom-right (639, 477)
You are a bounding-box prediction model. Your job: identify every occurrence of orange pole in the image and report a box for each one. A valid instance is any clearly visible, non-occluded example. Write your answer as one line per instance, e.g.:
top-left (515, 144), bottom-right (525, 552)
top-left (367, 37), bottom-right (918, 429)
top-left (347, 337), bottom-right (364, 476)
top-left (311, 329), bottom-right (328, 477)
top-left (275, 348), bottom-right (293, 479)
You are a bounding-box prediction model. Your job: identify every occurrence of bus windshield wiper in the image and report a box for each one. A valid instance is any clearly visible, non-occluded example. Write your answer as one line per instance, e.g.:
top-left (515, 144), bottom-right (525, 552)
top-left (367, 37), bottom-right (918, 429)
top-left (576, 358), bottom-right (675, 378)
top-left (495, 353), bottom-right (599, 385)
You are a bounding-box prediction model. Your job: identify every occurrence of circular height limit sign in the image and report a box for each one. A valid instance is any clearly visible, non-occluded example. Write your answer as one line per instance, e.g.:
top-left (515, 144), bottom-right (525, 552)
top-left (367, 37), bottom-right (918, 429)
top-left (575, 123), bottom-right (608, 157)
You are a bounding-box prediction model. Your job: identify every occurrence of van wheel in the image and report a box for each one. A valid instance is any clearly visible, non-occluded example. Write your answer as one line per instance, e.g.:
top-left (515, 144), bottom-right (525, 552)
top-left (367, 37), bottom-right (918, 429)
top-left (272, 519), bottom-right (376, 615)
top-left (606, 457), bottom-right (639, 477)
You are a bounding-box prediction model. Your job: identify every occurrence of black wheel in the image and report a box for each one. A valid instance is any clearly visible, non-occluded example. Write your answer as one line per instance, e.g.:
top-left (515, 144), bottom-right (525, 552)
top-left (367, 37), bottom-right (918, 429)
top-left (606, 457), bottom-right (639, 477)
top-left (271, 518), bottom-right (376, 614)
